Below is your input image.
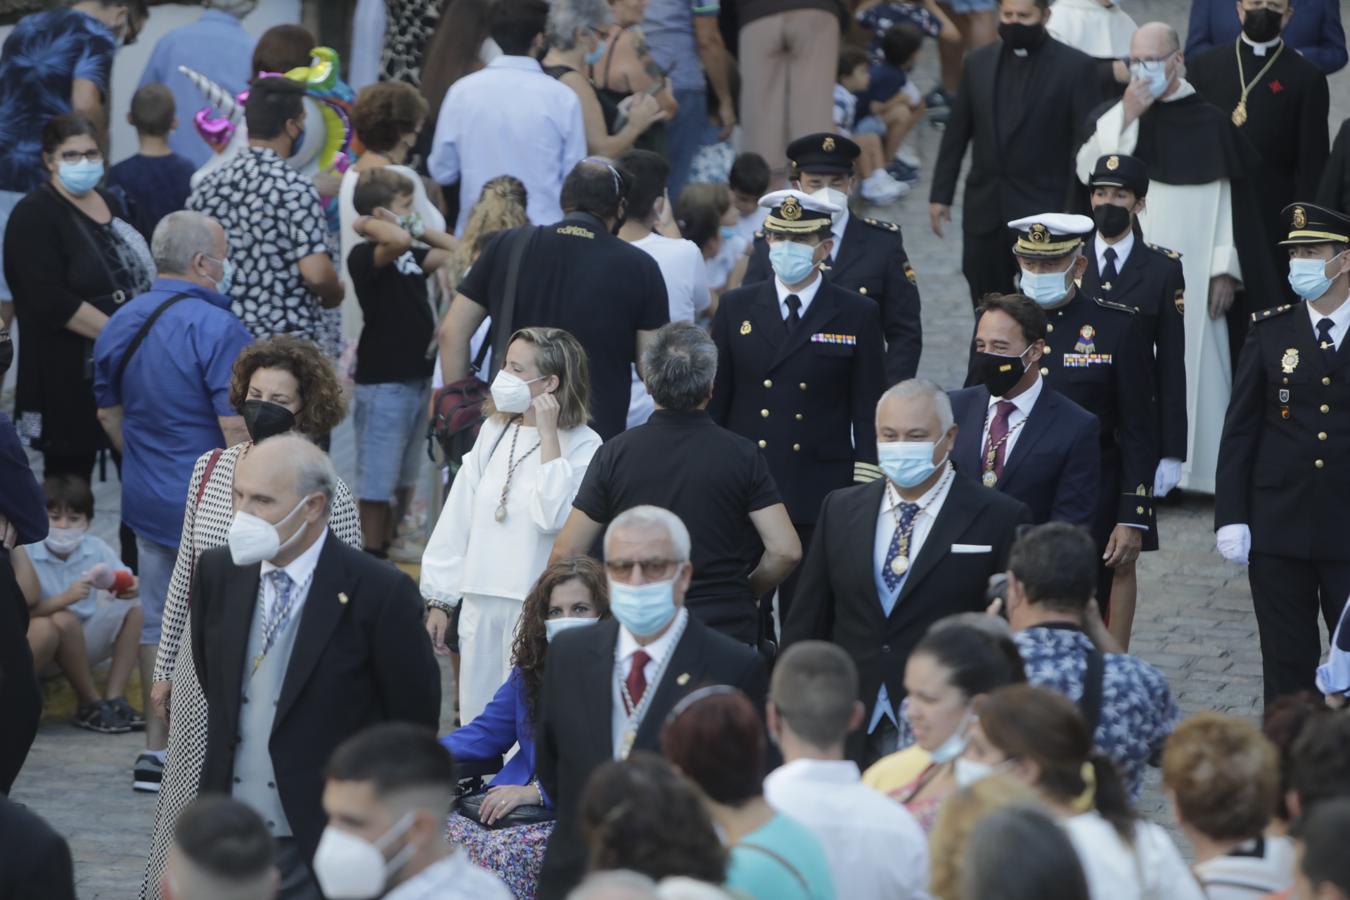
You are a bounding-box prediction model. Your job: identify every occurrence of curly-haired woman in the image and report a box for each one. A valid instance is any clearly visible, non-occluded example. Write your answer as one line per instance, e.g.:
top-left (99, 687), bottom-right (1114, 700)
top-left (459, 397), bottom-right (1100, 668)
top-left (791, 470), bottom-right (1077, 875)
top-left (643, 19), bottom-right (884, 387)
top-left (442, 556), bottom-right (610, 898)
top-left (140, 335), bottom-right (362, 899)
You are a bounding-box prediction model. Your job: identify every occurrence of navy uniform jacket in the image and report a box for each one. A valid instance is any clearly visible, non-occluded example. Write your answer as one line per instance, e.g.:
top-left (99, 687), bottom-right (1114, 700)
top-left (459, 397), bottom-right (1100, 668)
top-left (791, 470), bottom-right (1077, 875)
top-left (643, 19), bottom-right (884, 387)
top-left (1215, 303), bottom-right (1350, 561)
top-left (743, 213), bottom-right (921, 383)
top-left (1081, 235), bottom-right (1188, 461)
top-left (1039, 290), bottom-right (1159, 541)
top-left (949, 384), bottom-right (1101, 527)
top-left (709, 278), bottom-right (886, 526)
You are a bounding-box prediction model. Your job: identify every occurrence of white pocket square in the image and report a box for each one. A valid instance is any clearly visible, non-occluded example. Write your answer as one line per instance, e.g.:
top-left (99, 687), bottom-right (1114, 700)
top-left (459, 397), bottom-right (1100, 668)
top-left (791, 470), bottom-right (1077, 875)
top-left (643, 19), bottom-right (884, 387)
top-left (950, 543), bottom-right (993, 554)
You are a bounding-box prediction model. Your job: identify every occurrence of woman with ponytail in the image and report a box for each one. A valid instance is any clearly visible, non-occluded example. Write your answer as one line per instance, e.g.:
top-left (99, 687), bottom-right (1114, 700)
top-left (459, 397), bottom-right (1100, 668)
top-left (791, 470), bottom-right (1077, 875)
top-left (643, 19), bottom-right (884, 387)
top-left (960, 684), bottom-right (1203, 900)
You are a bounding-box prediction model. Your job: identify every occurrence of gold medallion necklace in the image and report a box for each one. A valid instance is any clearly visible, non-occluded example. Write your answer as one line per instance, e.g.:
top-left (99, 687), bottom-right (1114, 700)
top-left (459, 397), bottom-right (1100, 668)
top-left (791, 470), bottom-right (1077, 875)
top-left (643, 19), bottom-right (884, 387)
top-left (1231, 37), bottom-right (1284, 127)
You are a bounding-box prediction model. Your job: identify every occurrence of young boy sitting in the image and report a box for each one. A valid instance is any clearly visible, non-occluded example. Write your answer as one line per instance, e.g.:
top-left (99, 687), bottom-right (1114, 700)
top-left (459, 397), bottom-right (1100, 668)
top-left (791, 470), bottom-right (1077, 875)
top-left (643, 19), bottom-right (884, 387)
top-left (348, 168), bottom-right (456, 557)
top-left (836, 45), bottom-right (909, 203)
top-left (108, 83), bottom-right (198, 241)
top-left (24, 475), bottom-right (142, 734)
top-left (854, 25), bottom-right (929, 181)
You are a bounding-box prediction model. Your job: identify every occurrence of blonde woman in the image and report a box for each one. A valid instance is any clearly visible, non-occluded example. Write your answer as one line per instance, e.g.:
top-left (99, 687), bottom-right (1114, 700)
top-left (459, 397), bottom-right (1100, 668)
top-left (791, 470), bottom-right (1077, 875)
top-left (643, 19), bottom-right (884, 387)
top-left (421, 327), bottom-right (601, 723)
top-left (927, 775), bottom-right (1043, 900)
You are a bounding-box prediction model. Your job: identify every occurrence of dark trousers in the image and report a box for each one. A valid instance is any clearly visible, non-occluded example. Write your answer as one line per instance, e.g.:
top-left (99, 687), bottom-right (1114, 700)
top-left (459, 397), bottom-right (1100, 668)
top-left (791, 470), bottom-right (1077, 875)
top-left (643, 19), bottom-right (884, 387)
top-left (961, 227), bottom-right (1021, 308)
top-left (0, 556), bottom-right (40, 794)
top-left (761, 523), bottom-right (814, 644)
top-left (1249, 552), bottom-right (1350, 705)
top-left (41, 449), bottom-right (137, 573)
top-left (274, 837), bottom-right (323, 900)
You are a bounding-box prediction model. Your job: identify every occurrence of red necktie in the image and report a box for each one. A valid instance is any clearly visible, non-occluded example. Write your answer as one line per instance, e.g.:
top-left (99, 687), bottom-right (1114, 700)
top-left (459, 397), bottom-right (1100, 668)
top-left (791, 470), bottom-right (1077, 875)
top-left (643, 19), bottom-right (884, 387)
top-left (984, 400), bottom-right (1017, 480)
top-left (624, 650), bottom-right (651, 713)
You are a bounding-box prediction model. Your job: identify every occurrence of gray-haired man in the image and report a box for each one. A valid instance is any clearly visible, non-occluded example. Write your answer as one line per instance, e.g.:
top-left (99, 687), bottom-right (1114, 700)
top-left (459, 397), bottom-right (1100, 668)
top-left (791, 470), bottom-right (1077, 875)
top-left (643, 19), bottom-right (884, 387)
top-left (551, 321), bottom-right (800, 644)
top-left (191, 435), bottom-right (441, 900)
top-left (92, 209), bottom-right (253, 788)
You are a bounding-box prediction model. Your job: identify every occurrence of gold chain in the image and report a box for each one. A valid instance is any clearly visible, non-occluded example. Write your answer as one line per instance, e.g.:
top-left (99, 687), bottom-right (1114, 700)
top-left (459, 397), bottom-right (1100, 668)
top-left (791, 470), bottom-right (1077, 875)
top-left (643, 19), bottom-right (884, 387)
top-left (1231, 37), bottom-right (1285, 126)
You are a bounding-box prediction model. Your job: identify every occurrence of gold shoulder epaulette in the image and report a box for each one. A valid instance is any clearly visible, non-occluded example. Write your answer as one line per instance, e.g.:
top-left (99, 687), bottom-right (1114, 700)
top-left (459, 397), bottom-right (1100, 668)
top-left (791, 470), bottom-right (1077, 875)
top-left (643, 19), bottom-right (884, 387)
top-left (861, 216), bottom-right (899, 233)
top-left (1146, 242), bottom-right (1181, 260)
top-left (1251, 303), bottom-right (1295, 323)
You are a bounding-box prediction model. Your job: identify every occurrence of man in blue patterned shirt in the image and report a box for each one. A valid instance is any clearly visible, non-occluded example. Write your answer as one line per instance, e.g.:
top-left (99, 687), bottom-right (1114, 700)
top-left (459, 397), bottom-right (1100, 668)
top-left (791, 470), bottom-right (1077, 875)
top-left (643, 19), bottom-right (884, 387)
top-left (1004, 521), bottom-right (1177, 800)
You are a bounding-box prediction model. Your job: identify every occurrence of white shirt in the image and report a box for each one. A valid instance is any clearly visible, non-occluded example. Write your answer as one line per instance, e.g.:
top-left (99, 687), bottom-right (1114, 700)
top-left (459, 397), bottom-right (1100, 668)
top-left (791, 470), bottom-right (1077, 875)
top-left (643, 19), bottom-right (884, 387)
top-left (980, 373), bottom-right (1043, 463)
top-left (1095, 228), bottom-right (1136, 273)
top-left (764, 759), bottom-right (929, 900)
top-left (829, 207), bottom-right (850, 262)
top-left (1063, 813), bottom-right (1206, 900)
top-left (259, 527), bottom-right (328, 626)
top-left (632, 232), bottom-right (711, 324)
top-left (1240, 33), bottom-right (1283, 56)
top-left (384, 850), bottom-right (513, 900)
top-left (428, 56), bottom-right (587, 233)
top-left (1307, 293), bottom-right (1350, 350)
top-left (611, 607), bottom-right (689, 758)
top-left (775, 271), bottom-right (824, 321)
top-left (735, 207), bottom-right (767, 245)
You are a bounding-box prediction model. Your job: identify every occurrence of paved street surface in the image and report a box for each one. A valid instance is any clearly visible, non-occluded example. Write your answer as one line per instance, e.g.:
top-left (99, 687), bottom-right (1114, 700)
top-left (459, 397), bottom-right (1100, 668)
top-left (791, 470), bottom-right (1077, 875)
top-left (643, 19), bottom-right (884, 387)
top-left (8, 2), bottom-right (1350, 895)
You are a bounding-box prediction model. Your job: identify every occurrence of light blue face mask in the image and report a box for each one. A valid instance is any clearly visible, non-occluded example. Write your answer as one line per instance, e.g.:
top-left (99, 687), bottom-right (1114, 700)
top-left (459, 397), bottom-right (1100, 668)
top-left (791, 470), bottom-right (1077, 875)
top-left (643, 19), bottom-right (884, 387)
top-left (878, 438), bottom-right (948, 488)
top-left (545, 616), bottom-right (600, 643)
top-left (206, 256), bottom-right (235, 295)
top-left (720, 224), bottom-right (739, 241)
top-left (1019, 264), bottom-right (1075, 307)
top-left (768, 240), bottom-right (819, 285)
top-left (1289, 255), bottom-right (1345, 301)
top-left (584, 39), bottom-right (607, 66)
top-left (928, 711), bottom-right (974, 764)
top-left (1130, 57), bottom-right (1171, 98)
top-left (58, 159), bottom-right (104, 195)
top-left (608, 576), bottom-right (678, 637)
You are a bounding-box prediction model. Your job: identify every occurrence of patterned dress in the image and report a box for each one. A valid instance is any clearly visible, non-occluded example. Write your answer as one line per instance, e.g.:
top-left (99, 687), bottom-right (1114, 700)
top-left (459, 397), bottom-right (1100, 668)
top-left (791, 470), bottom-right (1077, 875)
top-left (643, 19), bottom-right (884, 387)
top-left (140, 442), bottom-right (362, 899)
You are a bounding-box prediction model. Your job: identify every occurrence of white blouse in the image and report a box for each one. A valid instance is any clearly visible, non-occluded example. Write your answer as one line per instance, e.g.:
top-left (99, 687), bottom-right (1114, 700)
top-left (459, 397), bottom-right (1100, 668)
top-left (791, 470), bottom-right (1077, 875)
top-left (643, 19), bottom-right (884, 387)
top-left (1063, 812), bottom-right (1206, 900)
top-left (420, 415), bottom-right (601, 604)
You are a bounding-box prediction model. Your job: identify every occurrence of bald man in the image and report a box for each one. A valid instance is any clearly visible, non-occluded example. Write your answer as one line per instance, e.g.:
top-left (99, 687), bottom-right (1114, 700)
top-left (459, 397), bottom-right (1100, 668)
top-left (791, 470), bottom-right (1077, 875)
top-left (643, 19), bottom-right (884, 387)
top-left (191, 435), bottom-right (440, 900)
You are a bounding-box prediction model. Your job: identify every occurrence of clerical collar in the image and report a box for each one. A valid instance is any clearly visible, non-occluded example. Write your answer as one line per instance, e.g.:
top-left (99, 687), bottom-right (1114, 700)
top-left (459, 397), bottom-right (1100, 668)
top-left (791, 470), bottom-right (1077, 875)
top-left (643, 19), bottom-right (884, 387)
top-left (1240, 32), bottom-right (1283, 56)
top-left (1160, 79), bottom-right (1197, 103)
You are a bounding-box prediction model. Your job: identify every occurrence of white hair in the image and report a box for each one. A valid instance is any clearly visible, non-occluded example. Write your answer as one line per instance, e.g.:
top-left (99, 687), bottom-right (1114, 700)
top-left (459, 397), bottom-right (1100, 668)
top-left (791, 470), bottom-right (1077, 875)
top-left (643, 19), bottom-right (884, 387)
top-left (568, 870), bottom-right (660, 900)
top-left (604, 506), bottom-right (692, 562)
top-left (151, 210), bottom-right (221, 277)
top-left (877, 378), bottom-right (955, 432)
top-left (207, 0), bottom-right (259, 18)
top-left (254, 434), bottom-right (336, 514)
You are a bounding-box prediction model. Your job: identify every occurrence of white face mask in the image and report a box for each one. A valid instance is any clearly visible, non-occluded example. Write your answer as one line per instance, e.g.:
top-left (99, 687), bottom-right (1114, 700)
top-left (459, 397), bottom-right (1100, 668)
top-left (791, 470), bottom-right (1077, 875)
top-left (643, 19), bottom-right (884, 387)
top-left (226, 495), bottom-right (314, 566)
top-left (490, 369), bottom-right (544, 415)
top-left (954, 756), bottom-right (1012, 788)
top-left (809, 186), bottom-right (848, 224)
top-left (928, 711), bottom-right (973, 764)
top-left (44, 525), bottom-right (87, 556)
top-left (545, 616), bottom-right (600, 642)
top-left (312, 812), bottom-right (416, 899)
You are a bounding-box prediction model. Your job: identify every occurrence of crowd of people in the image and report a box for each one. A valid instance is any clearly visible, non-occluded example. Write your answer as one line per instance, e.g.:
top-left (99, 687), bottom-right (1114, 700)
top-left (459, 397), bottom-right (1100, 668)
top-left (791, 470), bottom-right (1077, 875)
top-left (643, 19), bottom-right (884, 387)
top-left (1, 0), bottom-right (1350, 897)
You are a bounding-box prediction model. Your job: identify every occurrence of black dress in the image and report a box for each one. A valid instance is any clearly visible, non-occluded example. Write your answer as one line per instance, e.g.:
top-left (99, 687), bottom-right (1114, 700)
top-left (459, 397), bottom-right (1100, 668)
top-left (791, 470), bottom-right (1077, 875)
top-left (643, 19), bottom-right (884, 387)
top-left (5, 183), bottom-right (153, 462)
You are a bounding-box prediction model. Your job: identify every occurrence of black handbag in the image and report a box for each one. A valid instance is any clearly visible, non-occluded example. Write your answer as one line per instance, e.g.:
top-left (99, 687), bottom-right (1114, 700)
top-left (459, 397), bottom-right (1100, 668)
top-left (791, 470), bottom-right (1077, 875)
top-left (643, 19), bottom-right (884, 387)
top-left (456, 789), bottom-right (554, 829)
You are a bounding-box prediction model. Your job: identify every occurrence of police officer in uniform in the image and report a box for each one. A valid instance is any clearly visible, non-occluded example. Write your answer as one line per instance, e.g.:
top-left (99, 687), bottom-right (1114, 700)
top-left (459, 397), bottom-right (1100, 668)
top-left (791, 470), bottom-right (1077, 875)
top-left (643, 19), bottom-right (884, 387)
top-left (1215, 202), bottom-right (1350, 704)
top-left (1082, 154), bottom-right (1188, 501)
top-left (1009, 213), bottom-right (1158, 646)
top-left (711, 189), bottom-right (887, 639)
top-left (743, 133), bottom-right (921, 383)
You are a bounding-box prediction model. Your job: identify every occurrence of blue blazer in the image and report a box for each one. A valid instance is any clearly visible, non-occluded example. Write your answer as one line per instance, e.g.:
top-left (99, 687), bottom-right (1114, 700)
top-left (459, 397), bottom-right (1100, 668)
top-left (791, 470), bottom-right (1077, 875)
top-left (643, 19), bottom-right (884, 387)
top-left (1185, 0), bottom-right (1347, 75)
top-left (441, 668), bottom-right (542, 798)
top-left (949, 384), bottom-right (1101, 528)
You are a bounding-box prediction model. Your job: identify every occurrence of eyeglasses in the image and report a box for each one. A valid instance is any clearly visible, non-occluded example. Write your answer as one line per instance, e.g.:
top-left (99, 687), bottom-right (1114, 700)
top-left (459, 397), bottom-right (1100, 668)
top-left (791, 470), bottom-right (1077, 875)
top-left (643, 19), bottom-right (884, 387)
top-left (1125, 50), bottom-right (1177, 65)
top-left (58, 150), bottom-right (103, 163)
top-left (604, 558), bottom-right (682, 581)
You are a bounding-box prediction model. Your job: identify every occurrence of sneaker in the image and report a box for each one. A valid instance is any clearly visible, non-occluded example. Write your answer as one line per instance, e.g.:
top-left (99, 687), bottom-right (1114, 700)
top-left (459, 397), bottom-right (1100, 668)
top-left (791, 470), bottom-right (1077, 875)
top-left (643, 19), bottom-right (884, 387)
top-left (74, 700), bottom-right (131, 734)
top-left (860, 170), bottom-right (910, 204)
top-left (106, 697), bottom-right (146, 732)
top-left (886, 160), bottom-right (922, 185)
top-left (387, 534), bottom-right (427, 564)
top-left (924, 87), bottom-right (953, 109)
top-left (133, 752), bottom-right (164, 793)
top-left (895, 144), bottom-right (922, 170)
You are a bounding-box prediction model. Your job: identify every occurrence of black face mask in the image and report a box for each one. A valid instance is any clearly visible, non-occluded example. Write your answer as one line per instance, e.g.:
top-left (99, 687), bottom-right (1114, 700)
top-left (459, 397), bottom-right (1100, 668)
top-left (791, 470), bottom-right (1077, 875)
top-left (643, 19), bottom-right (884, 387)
top-left (243, 399), bottom-right (297, 443)
top-left (972, 349), bottom-right (1031, 398)
top-left (0, 329), bottom-right (11, 379)
top-left (1242, 7), bottom-right (1283, 43)
top-left (1092, 203), bottom-right (1133, 240)
top-left (999, 21), bottom-right (1047, 52)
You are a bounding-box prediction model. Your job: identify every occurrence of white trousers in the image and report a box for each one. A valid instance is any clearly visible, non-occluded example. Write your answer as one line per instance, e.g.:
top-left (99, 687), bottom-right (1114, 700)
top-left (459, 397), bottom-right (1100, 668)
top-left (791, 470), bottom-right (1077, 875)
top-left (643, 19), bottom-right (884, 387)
top-left (458, 593), bottom-right (522, 725)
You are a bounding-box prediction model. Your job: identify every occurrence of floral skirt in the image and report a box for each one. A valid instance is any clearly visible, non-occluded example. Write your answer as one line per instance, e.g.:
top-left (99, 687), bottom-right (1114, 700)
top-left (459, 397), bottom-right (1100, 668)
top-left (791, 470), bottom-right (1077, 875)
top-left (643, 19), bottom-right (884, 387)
top-left (446, 811), bottom-right (554, 900)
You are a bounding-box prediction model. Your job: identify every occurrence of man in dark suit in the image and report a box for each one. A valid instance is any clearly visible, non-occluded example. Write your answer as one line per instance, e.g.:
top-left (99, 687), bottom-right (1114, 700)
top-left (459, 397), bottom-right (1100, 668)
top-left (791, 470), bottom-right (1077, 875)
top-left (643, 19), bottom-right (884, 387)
top-left (1216, 203), bottom-right (1350, 704)
top-left (950, 293), bottom-right (1100, 526)
top-left (928, 0), bottom-right (1101, 306)
top-left (783, 379), bottom-right (1031, 765)
top-left (1081, 154), bottom-right (1188, 498)
top-left (536, 505), bottom-right (767, 900)
top-left (710, 189), bottom-right (886, 636)
top-left (743, 133), bottom-right (922, 382)
top-left (191, 435), bottom-right (440, 900)
top-left (1186, 0), bottom-right (1347, 75)
top-left (0, 796), bottom-right (75, 900)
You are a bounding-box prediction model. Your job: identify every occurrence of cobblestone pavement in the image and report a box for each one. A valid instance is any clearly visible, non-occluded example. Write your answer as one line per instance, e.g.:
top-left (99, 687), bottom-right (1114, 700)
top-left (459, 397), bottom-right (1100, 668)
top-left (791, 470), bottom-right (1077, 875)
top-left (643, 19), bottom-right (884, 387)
top-left (10, 2), bottom-right (1350, 895)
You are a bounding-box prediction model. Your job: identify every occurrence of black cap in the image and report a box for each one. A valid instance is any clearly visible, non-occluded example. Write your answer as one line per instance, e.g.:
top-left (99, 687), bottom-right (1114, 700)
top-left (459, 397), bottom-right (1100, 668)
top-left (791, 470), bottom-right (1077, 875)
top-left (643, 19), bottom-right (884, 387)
top-left (786, 133), bottom-right (860, 175)
top-left (1280, 202), bottom-right (1350, 247)
top-left (1089, 154), bottom-right (1149, 197)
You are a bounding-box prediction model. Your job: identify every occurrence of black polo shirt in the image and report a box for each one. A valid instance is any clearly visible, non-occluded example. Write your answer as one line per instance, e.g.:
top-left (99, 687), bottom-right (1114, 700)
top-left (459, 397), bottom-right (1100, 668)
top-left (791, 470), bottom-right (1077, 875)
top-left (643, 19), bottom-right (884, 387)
top-left (457, 212), bottom-right (670, 440)
top-left (572, 408), bottom-right (781, 642)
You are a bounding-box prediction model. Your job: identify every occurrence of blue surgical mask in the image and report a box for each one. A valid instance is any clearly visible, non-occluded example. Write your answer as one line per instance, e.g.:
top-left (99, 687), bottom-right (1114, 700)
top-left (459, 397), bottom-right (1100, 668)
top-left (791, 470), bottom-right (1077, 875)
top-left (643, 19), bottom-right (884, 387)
top-left (608, 576), bottom-right (678, 638)
top-left (584, 39), bottom-right (607, 66)
top-left (58, 159), bottom-right (104, 195)
top-left (929, 711), bottom-right (973, 764)
top-left (1130, 58), bottom-right (1171, 98)
top-left (1019, 264), bottom-right (1074, 307)
top-left (544, 616), bottom-right (599, 643)
top-left (207, 256), bottom-right (235, 295)
top-left (769, 240), bottom-right (819, 285)
top-left (878, 439), bottom-right (947, 488)
top-left (1289, 256), bottom-right (1342, 301)
top-left (719, 225), bottom-right (738, 240)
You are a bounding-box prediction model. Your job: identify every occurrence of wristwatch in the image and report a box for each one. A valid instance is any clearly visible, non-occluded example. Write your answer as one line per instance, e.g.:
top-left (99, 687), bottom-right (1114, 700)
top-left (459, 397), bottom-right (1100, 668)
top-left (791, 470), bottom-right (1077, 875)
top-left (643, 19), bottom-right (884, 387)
top-left (425, 598), bottom-right (455, 616)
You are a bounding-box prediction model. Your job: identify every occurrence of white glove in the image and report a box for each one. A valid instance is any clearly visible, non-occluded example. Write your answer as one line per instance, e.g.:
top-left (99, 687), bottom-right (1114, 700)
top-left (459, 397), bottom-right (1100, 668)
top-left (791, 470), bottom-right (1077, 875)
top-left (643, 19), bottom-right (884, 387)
top-left (1216, 524), bottom-right (1251, 565)
top-left (1153, 458), bottom-right (1183, 497)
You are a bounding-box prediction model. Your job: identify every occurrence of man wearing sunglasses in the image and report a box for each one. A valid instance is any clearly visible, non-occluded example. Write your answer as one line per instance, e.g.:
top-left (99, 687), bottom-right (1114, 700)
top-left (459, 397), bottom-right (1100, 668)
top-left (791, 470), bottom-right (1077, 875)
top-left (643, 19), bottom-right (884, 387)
top-left (535, 505), bottom-right (766, 900)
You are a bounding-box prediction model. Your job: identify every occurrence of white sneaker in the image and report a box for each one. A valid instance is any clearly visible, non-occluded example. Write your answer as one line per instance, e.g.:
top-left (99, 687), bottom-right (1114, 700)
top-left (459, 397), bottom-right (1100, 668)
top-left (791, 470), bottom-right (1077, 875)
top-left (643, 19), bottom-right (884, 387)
top-left (860, 170), bottom-right (909, 203)
top-left (895, 144), bottom-right (921, 169)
